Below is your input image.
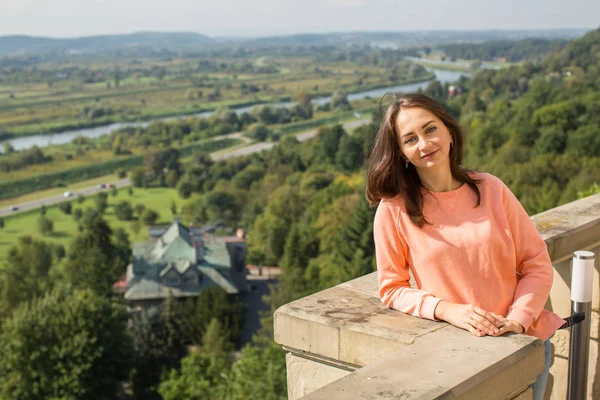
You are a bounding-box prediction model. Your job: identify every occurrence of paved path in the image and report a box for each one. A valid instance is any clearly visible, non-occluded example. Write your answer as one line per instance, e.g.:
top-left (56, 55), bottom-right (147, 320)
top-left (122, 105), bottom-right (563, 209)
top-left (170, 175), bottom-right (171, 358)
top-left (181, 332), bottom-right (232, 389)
top-left (1, 118), bottom-right (372, 216)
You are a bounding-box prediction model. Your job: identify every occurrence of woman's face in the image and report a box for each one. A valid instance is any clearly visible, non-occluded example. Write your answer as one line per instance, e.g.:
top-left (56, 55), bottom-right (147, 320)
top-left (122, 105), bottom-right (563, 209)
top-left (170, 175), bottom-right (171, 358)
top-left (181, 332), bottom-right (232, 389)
top-left (395, 107), bottom-right (453, 171)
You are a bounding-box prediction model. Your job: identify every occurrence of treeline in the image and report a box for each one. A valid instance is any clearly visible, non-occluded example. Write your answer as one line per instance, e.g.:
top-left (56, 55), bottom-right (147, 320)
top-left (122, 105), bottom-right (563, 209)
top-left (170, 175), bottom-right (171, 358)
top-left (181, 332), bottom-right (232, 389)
top-left (439, 38), bottom-right (568, 62)
top-left (0, 138), bottom-right (239, 200)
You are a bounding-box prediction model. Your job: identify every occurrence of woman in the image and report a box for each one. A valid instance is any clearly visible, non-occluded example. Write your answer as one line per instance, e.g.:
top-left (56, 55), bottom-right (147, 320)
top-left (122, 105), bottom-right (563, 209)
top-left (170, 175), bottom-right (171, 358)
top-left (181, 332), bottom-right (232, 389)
top-left (367, 93), bottom-right (564, 399)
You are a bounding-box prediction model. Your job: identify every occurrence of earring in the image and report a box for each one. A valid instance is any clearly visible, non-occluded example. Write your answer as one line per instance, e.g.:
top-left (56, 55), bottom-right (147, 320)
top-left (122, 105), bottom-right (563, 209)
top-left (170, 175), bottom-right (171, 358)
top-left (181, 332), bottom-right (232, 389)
top-left (405, 161), bottom-right (409, 169)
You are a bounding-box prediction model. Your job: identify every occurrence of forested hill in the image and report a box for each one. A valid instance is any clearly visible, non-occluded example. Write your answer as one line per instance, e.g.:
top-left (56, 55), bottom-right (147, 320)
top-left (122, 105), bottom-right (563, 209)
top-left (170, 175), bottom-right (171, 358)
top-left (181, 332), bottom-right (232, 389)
top-left (0, 28), bottom-right (588, 56)
top-left (439, 38), bottom-right (568, 62)
top-left (0, 32), bottom-right (216, 55)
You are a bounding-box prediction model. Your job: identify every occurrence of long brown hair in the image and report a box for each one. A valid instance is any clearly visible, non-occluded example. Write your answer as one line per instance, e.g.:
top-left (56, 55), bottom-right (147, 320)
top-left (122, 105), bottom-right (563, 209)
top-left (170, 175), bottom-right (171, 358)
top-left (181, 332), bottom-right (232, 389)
top-left (366, 93), bottom-right (481, 228)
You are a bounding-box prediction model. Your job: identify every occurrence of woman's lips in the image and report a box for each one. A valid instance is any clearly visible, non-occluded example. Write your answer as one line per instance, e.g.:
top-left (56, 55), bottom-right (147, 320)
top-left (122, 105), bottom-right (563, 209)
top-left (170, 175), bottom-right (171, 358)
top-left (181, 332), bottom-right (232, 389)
top-left (421, 150), bottom-right (438, 159)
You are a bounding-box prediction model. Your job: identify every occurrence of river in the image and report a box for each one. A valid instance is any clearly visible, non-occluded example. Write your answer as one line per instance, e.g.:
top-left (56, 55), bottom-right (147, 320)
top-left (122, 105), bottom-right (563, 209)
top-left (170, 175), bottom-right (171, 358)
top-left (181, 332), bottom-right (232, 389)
top-left (1, 69), bottom-right (466, 152)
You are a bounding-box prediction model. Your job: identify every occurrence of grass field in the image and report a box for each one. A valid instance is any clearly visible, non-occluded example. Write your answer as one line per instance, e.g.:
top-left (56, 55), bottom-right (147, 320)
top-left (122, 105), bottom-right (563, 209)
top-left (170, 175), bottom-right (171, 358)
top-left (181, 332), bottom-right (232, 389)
top-left (0, 186), bottom-right (182, 262)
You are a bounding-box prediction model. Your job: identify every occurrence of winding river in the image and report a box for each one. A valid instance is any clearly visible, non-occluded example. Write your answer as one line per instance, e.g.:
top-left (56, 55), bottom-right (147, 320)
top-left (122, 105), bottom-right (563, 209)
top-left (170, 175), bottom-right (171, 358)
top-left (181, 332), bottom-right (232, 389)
top-left (1, 69), bottom-right (466, 152)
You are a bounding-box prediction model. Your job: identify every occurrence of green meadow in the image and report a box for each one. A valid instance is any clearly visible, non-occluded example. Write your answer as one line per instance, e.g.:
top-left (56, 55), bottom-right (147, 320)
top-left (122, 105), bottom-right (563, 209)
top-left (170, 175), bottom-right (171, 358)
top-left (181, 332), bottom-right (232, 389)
top-left (0, 187), bottom-right (182, 263)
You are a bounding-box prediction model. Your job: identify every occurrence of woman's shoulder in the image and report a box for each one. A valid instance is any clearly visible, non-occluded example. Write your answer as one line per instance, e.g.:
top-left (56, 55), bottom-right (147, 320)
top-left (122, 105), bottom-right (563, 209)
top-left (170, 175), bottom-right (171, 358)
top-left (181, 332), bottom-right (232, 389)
top-left (467, 170), bottom-right (507, 192)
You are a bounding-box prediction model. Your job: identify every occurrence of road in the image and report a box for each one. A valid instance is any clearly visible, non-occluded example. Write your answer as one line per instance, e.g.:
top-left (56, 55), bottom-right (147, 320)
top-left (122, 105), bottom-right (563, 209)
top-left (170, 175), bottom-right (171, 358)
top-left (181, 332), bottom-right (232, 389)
top-left (0, 118), bottom-right (372, 217)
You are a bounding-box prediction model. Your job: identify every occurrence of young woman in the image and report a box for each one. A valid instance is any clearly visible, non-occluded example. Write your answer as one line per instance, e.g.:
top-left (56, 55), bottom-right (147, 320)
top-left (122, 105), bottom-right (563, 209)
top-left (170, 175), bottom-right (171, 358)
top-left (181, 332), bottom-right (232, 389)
top-left (367, 93), bottom-right (564, 399)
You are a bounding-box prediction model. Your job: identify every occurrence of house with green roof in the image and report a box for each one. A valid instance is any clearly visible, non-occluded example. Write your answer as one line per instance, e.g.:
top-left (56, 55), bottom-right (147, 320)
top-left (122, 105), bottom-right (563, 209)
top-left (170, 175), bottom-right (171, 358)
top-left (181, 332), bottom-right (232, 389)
top-left (125, 219), bottom-right (248, 309)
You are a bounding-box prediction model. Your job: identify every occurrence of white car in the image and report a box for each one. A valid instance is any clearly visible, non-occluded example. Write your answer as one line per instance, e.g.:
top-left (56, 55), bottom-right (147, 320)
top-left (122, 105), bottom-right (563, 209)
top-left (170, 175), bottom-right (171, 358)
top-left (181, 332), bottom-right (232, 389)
top-left (63, 191), bottom-right (73, 198)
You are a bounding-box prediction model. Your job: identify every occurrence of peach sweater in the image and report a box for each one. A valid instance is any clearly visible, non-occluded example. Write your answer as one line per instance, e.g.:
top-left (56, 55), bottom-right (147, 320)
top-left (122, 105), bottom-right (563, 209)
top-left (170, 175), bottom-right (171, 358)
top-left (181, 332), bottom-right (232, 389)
top-left (374, 172), bottom-right (564, 341)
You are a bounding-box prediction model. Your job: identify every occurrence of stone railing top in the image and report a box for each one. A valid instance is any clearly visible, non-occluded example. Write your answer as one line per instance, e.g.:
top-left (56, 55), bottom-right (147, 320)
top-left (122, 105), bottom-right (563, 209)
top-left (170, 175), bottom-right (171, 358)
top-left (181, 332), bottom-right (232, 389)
top-left (274, 272), bottom-right (545, 399)
top-left (532, 192), bottom-right (600, 262)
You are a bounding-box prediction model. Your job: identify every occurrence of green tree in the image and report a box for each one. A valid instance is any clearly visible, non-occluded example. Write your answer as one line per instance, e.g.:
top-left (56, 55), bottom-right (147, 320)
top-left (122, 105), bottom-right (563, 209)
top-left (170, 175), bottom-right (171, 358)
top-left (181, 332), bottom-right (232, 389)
top-left (130, 167), bottom-right (146, 187)
top-left (95, 192), bottom-right (108, 214)
top-left (134, 203), bottom-right (146, 217)
top-left (59, 201), bottom-right (72, 215)
top-left (0, 236), bottom-right (54, 319)
top-left (0, 286), bottom-right (133, 400)
top-left (142, 208), bottom-right (159, 225)
top-left (158, 350), bottom-right (229, 400)
top-left (330, 90), bottom-right (351, 110)
top-left (65, 212), bottom-right (122, 296)
top-left (114, 200), bottom-right (134, 221)
top-left (226, 343), bottom-right (287, 399)
top-left (40, 204), bottom-right (47, 215)
top-left (130, 298), bottom-right (187, 400)
top-left (0, 217), bottom-right (4, 229)
top-left (335, 134), bottom-right (364, 171)
top-left (73, 207), bottom-right (83, 222)
top-left (37, 215), bottom-right (53, 236)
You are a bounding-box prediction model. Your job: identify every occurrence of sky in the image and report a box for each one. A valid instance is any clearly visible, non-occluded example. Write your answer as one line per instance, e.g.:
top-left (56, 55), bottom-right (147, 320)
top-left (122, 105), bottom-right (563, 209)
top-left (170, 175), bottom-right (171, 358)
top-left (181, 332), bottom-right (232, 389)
top-left (0, 0), bottom-right (598, 38)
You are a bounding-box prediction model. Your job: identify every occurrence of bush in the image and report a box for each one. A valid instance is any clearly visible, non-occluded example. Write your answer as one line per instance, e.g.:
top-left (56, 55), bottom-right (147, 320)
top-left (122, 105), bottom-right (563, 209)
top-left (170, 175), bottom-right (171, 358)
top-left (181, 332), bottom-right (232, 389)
top-left (37, 216), bottom-right (54, 236)
top-left (134, 203), bottom-right (146, 217)
top-left (141, 208), bottom-right (159, 226)
top-left (114, 200), bottom-right (134, 221)
top-left (73, 208), bottom-right (83, 221)
top-left (59, 201), bottom-right (72, 215)
top-left (117, 168), bottom-right (128, 179)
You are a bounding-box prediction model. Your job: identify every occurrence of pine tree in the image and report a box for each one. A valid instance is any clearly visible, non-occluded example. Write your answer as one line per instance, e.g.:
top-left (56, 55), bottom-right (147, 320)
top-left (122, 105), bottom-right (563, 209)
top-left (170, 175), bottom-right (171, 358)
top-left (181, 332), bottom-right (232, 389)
top-left (336, 193), bottom-right (376, 282)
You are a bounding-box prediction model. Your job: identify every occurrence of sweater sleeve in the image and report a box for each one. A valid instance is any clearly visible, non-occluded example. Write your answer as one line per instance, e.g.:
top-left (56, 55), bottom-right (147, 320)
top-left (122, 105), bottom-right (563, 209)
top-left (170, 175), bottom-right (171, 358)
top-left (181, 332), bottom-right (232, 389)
top-left (373, 200), bottom-right (441, 320)
top-left (500, 181), bottom-right (554, 331)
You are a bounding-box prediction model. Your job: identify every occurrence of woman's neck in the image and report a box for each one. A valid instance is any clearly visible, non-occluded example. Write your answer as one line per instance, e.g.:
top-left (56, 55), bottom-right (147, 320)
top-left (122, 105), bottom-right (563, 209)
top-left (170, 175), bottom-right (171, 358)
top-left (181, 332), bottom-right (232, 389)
top-left (417, 166), bottom-right (461, 193)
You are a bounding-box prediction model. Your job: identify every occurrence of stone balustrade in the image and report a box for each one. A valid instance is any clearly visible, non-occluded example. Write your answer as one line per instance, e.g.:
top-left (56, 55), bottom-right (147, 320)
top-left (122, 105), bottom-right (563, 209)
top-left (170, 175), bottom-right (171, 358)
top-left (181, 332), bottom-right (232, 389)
top-left (274, 192), bottom-right (600, 400)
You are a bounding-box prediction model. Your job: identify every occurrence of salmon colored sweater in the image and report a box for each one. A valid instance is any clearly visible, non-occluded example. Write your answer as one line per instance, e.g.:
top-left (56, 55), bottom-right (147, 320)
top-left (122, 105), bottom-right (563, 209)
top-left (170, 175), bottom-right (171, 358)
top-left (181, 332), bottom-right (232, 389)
top-left (373, 172), bottom-right (564, 341)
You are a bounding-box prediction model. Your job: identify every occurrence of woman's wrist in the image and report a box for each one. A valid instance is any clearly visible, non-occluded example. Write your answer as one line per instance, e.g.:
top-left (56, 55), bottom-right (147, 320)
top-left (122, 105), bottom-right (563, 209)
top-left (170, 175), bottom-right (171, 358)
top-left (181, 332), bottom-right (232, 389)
top-left (434, 300), bottom-right (447, 320)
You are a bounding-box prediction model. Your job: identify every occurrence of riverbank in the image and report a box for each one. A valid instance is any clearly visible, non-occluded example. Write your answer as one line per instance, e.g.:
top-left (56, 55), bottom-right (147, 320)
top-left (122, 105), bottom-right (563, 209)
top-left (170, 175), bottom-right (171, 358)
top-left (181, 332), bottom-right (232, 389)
top-left (0, 73), bottom-right (434, 142)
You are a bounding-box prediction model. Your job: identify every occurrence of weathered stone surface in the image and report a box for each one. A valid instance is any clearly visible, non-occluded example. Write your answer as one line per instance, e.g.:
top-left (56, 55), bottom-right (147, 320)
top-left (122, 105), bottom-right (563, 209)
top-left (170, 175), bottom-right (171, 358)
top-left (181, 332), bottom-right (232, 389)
top-left (511, 388), bottom-right (532, 400)
top-left (533, 193), bottom-right (600, 263)
top-left (274, 285), bottom-right (445, 366)
top-left (338, 272), bottom-right (379, 298)
top-left (300, 326), bottom-right (544, 400)
top-left (286, 353), bottom-right (354, 400)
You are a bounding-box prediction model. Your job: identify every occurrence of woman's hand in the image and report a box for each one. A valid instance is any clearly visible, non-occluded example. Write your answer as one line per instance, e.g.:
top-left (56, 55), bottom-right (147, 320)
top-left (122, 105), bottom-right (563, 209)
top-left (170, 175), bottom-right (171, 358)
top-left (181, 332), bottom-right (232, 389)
top-left (434, 301), bottom-right (505, 337)
top-left (489, 314), bottom-right (524, 336)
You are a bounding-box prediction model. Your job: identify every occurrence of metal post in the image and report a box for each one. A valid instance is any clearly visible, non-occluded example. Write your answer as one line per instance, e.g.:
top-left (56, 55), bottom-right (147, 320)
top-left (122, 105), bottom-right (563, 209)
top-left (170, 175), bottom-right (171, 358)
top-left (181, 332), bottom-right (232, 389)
top-left (567, 250), bottom-right (595, 400)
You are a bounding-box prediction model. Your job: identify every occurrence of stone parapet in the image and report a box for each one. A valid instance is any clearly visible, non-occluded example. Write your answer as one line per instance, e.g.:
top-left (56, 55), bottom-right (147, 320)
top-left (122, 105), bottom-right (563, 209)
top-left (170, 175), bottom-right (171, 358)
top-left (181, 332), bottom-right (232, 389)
top-left (274, 193), bottom-right (600, 399)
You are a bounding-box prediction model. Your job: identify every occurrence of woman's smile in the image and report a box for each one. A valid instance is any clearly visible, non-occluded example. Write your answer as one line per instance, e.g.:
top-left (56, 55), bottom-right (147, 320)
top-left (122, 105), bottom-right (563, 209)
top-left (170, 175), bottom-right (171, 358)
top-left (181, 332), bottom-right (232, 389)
top-left (421, 150), bottom-right (438, 160)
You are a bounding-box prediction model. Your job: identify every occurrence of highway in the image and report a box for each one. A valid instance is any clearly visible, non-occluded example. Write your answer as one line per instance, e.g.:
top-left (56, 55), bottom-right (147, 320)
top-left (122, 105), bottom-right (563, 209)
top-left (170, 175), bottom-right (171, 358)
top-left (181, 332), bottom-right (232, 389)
top-left (0, 118), bottom-right (372, 217)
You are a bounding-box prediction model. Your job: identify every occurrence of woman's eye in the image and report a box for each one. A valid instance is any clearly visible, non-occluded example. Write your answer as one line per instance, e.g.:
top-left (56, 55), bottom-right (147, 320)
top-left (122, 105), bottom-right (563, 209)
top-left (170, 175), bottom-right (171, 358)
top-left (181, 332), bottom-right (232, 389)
top-left (405, 137), bottom-right (415, 144)
top-left (426, 126), bottom-right (436, 133)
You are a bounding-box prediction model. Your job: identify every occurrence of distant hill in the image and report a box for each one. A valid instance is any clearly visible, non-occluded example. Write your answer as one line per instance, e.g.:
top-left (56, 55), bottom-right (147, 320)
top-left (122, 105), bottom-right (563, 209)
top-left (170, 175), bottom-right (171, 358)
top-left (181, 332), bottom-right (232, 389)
top-left (0, 32), bottom-right (217, 55)
top-left (240, 29), bottom-right (590, 49)
top-left (0, 29), bottom-right (590, 56)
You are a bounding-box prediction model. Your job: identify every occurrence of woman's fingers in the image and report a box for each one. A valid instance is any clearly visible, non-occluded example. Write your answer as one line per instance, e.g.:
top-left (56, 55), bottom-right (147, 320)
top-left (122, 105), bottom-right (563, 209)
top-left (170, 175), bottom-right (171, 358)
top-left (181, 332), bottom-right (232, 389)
top-left (470, 313), bottom-right (499, 335)
top-left (473, 307), bottom-right (504, 328)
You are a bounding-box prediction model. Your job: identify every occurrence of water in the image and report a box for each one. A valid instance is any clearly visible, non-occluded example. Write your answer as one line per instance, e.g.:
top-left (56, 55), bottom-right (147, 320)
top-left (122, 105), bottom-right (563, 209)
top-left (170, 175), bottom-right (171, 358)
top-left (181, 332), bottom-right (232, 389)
top-left (1, 69), bottom-right (466, 152)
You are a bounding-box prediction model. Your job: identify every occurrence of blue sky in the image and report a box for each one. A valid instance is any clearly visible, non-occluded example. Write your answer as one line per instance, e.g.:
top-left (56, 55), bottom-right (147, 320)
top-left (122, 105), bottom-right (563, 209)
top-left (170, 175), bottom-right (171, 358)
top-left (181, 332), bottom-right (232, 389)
top-left (0, 0), bottom-right (598, 38)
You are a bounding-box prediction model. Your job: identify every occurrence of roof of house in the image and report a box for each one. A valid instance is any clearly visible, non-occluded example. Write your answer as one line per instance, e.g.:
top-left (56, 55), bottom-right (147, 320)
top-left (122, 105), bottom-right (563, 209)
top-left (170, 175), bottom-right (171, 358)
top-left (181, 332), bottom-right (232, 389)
top-left (125, 220), bottom-right (243, 301)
